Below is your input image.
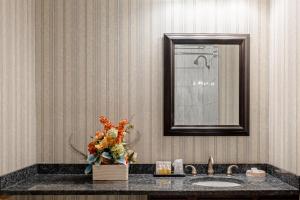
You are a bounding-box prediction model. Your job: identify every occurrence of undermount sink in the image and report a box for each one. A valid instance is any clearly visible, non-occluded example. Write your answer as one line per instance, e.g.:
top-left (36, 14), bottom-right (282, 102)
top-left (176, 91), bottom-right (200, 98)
top-left (190, 177), bottom-right (244, 187)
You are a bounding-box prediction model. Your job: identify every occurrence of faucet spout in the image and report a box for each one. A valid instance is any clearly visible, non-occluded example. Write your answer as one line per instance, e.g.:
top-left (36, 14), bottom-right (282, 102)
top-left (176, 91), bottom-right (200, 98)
top-left (207, 156), bottom-right (214, 176)
top-left (185, 165), bottom-right (197, 176)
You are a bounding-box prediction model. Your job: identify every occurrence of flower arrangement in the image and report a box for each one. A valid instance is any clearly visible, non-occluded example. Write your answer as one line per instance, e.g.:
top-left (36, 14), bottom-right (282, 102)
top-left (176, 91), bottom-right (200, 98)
top-left (85, 116), bottom-right (137, 174)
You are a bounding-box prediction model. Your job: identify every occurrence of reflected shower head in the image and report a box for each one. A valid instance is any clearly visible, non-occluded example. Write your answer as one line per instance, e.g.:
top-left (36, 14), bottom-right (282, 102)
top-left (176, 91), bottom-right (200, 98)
top-left (193, 55), bottom-right (210, 69)
top-left (193, 58), bottom-right (199, 65)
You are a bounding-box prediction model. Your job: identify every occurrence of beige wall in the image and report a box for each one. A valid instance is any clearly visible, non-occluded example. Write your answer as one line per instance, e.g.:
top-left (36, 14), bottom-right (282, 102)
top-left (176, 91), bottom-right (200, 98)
top-left (2, 0), bottom-right (300, 199)
top-left (269, 0), bottom-right (300, 175)
top-left (0, 0), bottom-right (37, 175)
top-left (35, 0), bottom-right (270, 164)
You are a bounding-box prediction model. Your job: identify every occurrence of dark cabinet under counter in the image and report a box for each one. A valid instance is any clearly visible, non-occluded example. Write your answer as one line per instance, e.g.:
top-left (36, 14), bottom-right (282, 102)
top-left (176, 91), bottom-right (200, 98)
top-left (149, 196), bottom-right (298, 200)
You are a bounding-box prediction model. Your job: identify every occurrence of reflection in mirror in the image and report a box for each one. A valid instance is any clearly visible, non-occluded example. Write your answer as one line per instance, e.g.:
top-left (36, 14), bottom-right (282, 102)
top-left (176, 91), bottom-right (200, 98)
top-left (174, 44), bottom-right (239, 125)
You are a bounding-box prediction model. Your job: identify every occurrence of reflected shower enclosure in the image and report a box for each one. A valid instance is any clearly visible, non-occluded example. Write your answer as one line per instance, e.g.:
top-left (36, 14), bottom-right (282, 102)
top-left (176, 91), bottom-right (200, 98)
top-left (174, 44), bottom-right (240, 126)
top-left (174, 45), bottom-right (219, 125)
top-left (174, 44), bottom-right (239, 125)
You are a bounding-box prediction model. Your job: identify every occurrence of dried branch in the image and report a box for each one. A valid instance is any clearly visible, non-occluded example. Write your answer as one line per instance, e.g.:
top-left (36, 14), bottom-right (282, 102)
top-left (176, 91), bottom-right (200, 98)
top-left (68, 132), bottom-right (88, 159)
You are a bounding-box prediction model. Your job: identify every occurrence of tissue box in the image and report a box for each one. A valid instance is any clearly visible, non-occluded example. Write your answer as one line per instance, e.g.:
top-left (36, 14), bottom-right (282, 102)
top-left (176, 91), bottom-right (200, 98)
top-left (93, 165), bottom-right (128, 181)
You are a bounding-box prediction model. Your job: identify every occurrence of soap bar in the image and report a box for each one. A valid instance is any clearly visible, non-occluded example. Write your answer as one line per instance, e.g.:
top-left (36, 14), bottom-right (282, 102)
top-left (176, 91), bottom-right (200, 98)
top-left (246, 169), bottom-right (266, 177)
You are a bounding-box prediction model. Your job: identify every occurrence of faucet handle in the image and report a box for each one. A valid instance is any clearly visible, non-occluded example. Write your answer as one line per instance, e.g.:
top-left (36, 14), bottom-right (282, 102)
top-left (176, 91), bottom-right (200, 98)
top-left (226, 165), bottom-right (239, 176)
top-left (185, 165), bottom-right (197, 176)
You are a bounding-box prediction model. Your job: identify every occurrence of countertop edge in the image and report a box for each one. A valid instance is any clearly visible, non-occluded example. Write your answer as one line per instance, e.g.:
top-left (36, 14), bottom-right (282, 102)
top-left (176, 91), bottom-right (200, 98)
top-left (1, 189), bottom-right (299, 196)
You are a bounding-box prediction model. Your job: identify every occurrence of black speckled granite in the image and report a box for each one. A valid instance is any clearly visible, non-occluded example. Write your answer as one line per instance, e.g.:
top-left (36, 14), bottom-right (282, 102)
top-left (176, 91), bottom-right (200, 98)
top-left (267, 165), bottom-right (300, 189)
top-left (1, 174), bottom-right (298, 196)
top-left (129, 164), bottom-right (155, 174)
top-left (0, 164), bottom-right (37, 190)
top-left (0, 163), bottom-right (299, 197)
top-left (38, 164), bottom-right (87, 174)
top-left (35, 163), bottom-right (269, 175)
top-left (187, 164), bottom-right (300, 189)
top-left (37, 164), bottom-right (156, 174)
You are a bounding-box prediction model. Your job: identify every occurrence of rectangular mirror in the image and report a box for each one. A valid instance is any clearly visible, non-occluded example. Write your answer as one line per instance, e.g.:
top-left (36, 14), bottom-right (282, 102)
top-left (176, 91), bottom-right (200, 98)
top-left (164, 34), bottom-right (250, 136)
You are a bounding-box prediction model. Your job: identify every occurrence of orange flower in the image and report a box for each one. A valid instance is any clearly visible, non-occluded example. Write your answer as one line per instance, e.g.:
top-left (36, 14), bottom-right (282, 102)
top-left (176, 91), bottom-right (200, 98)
top-left (116, 130), bottom-right (125, 144)
top-left (95, 136), bottom-right (116, 150)
top-left (95, 143), bottom-right (105, 150)
top-left (99, 116), bottom-right (109, 124)
top-left (115, 120), bottom-right (128, 144)
top-left (88, 142), bottom-right (97, 154)
top-left (119, 119), bottom-right (128, 127)
top-left (97, 116), bottom-right (129, 144)
top-left (99, 116), bottom-right (114, 131)
top-left (104, 122), bottom-right (114, 131)
top-left (107, 136), bottom-right (116, 146)
top-left (95, 130), bottom-right (104, 140)
top-left (116, 136), bottom-right (122, 144)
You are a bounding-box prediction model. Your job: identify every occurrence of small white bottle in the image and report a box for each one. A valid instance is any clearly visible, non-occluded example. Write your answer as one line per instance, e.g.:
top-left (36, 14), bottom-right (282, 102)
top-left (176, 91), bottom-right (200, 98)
top-left (173, 159), bottom-right (184, 174)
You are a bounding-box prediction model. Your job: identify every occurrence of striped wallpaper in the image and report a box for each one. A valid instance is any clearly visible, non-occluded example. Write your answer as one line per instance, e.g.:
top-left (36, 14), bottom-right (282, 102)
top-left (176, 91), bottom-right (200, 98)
top-left (269, 0), bottom-right (300, 175)
top-left (35, 0), bottom-right (270, 164)
top-left (0, 0), bottom-right (37, 175)
top-left (2, 0), bottom-right (300, 199)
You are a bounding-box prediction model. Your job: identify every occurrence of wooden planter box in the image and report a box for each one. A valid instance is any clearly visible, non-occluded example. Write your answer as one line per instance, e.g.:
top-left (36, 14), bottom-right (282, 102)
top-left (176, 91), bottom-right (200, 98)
top-left (92, 165), bottom-right (128, 181)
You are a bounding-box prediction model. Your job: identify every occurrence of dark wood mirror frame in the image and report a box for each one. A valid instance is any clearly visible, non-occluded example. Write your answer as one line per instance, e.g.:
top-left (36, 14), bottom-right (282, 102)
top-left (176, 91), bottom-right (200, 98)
top-left (164, 33), bottom-right (250, 136)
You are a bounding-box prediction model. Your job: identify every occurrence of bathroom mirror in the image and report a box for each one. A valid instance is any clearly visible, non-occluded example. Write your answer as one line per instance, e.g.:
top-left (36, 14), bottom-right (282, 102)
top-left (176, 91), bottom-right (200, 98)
top-left (164, 33), bottom-right (250, 136)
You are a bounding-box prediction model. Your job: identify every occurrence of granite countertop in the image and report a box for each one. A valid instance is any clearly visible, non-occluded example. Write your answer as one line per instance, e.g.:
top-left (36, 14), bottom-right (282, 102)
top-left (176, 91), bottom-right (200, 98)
top-left (1, 173), bottom-right (298, 196)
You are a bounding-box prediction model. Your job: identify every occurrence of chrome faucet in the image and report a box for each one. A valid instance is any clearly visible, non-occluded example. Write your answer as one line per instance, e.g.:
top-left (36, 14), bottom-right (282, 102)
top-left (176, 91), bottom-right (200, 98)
top-left (185, 165), bottom-right (197, 176)
top-left (207, 156), bottom-right (214, 176)
top-left (226, 165), bottom-right (239, 176)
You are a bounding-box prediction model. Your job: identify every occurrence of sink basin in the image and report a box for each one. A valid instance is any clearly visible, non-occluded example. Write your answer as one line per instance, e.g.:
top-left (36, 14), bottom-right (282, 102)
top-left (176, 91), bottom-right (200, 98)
top-left (190, 177), bottom-right (244, 187)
